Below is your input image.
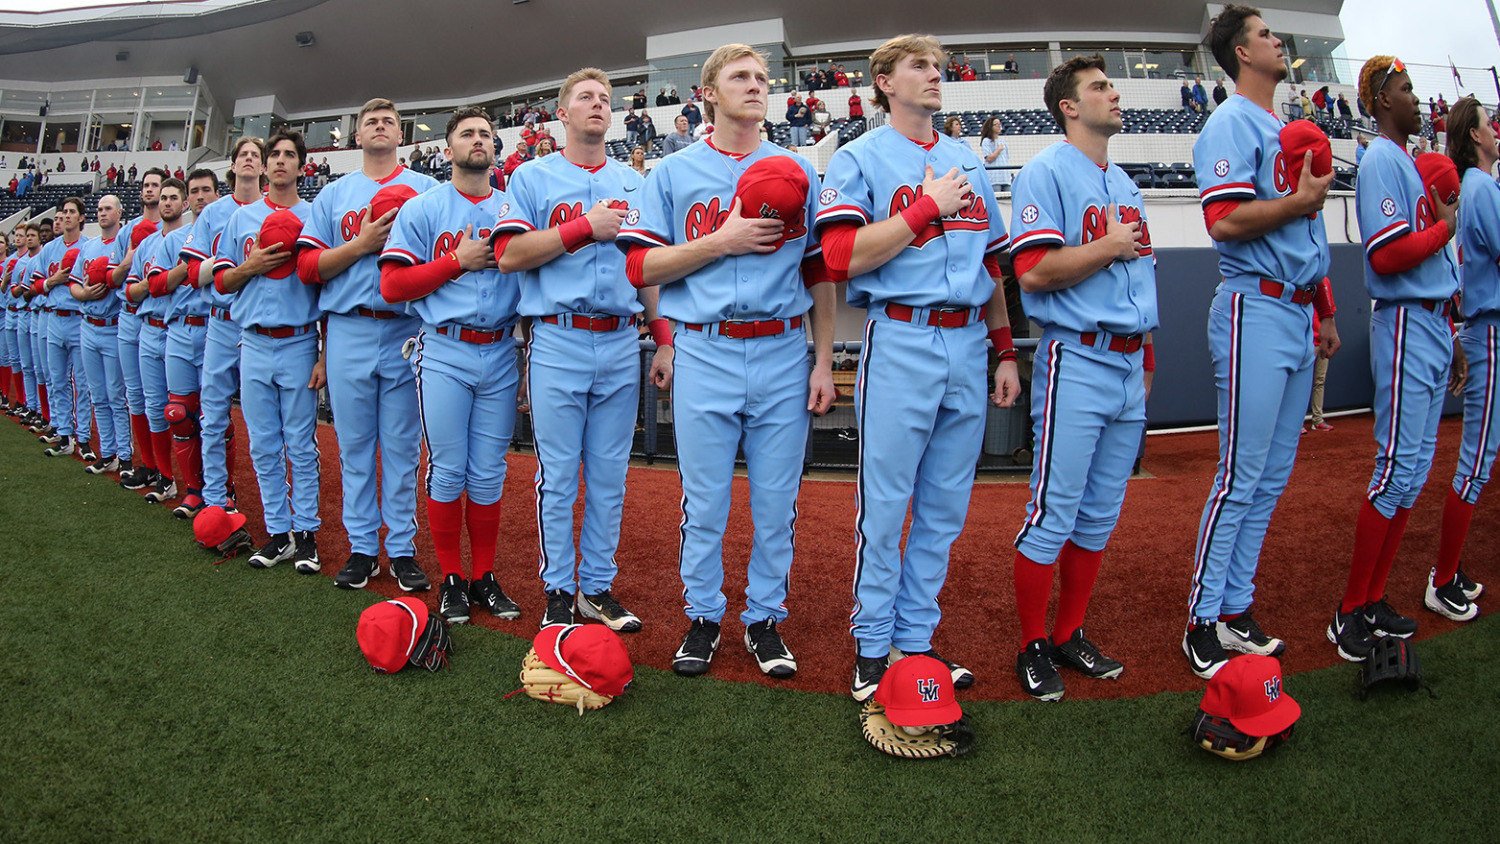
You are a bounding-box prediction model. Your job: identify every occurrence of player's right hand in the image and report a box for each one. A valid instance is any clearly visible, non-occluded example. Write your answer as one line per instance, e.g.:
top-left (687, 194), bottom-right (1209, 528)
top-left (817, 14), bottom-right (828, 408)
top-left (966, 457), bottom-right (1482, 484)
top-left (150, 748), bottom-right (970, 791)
top-left (1293, 150), bottom-right (1333, 213)
top-left (454, 224), bottom-right (498, 272)
top-left (1104, 203), bottom-right (1143, 261)
top-left (921, 166), bottom-right (972, 217)
top-left (355, 208), bottom-right (397, 254)
top-left (244, 241), bottom-right (292, 276)
top-left (713, 197), bottom-right (783, 256)
top-left (584, 201), bottom-right (628, 242)
top-left (1432, 193), bottom-right (1459, 231)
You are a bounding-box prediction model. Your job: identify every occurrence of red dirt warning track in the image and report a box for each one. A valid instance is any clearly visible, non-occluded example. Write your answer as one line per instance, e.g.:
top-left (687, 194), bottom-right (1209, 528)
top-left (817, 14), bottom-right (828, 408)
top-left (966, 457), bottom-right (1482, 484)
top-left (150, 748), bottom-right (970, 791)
top-left (210, 412), bottom-right (1495, 701)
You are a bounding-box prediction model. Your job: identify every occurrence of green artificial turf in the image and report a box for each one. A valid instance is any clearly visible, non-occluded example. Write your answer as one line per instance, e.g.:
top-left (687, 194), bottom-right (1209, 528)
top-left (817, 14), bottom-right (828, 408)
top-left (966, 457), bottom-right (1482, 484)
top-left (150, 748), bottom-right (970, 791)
top-left (1, 423), bottom-right (1497, 841)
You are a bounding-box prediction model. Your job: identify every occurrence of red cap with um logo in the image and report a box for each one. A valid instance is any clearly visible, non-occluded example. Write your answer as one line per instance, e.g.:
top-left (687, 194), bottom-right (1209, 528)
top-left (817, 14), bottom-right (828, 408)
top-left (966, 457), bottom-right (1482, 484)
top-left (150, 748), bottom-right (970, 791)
top-left (874, 655), bottom-right (963, 727)
top-left (1200, 654), bottom-right (1301, 737)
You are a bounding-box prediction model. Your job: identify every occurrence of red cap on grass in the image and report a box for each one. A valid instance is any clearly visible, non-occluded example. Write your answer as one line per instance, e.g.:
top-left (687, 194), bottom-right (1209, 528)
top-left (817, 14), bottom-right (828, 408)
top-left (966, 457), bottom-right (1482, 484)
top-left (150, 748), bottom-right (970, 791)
top-left (874, 655), bottom-right (963, 727)
top-left (1200, 654), bottom-right (1301, 737)
top-left (1414, 152), bottom-right (1461, 206)
top-left (258, 209), bottom-right (304, 279)
top-left (533, 624), bottom-right (633, 697)
top-left (192, 505), bottom-right (247, 549)
top-left (732, 156), bottom-right (809, 250)
top-left (356, 597), bottom-right (430, 674)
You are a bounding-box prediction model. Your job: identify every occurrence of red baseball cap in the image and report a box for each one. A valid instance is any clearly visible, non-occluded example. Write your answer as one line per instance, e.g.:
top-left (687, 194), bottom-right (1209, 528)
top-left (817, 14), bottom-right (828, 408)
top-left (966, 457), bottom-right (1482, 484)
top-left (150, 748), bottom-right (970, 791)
top-left (61, 247), bottom-right (80, 272)
top-left (192, 505), bottom-right (247, 549)
top-left (1200, 654), bottom-right (1301, 737)
top-left (129, 218), bottom-right (157, 249)
top-left (369, 184), bottom-right (420, 224)
top-left (356, 597), bottom-right (430, 674)
top-left (1415, 152), bottom-right (1461, 206)
top-left (733, 156), bottom-right (809, 250)
top-left (258, 209), bottom-right (304, 279)
top-left (533, 624), bottom-right (633, 698)
top-left (85, 255), bottom-right (110, 286)
top-left (1279, 119), bottom-right (1332, 190)
top-left (874, 655), bottom-right (963, 727)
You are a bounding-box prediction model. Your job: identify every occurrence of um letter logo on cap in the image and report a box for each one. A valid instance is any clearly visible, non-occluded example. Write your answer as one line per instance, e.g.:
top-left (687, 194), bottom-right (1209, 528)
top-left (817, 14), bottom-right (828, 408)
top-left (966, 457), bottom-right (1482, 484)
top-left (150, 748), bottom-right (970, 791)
top-left (917, 678), bottom-right (940, 703)
top-left (1264, 676), bottom-right (1282, 702)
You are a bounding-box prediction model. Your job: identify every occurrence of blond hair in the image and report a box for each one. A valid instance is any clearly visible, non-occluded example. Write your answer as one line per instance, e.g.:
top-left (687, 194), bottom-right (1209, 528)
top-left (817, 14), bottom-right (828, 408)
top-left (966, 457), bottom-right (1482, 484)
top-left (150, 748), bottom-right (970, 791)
top-left (701, 43), bottom-right (770, 123)
top-left (869, 34), bottom-right (947, 113)
top-left (1357, 55), bottom-right (1398, 117)
top-left (559, 67), bottom-right (612, 111)
top-left (357, 97), bottom-right (400, 126)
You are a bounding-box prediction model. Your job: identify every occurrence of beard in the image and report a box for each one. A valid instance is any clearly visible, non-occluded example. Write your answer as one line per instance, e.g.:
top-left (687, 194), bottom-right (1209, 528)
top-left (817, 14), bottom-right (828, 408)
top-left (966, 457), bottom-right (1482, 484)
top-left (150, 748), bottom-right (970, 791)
top-left (1273, 63), bottom-right (1288, 83)
top-left (453, 149), bottom-right (493, 172)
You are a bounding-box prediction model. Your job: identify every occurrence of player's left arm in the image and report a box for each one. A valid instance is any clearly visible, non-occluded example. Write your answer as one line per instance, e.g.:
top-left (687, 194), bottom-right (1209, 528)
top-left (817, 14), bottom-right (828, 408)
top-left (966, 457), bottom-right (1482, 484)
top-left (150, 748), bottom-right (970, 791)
top-left (640, 284), bottom-right (674, 390)
top-left (309, 198), bottom-right (397, 283)
top-left (983, 260), bottom-right (1021, 408)
top-left (806, 276), bottom-right (837, 415)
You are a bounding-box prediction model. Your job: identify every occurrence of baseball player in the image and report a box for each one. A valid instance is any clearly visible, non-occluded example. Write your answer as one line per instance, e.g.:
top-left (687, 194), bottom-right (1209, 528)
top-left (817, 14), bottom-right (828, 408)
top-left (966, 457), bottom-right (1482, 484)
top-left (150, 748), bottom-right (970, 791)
top-left (68, 195), bottom-right (131, 474)
top-left (1001, 56), bottom-right (1157, 701)
top-left (35, 197), bottom-right (93, 460)
top-left (10, 225), bottom-right (42, 427)
top-left (28, 218), bottom-right (55, 441)
top-left (1332, 55), bottom-right (1462, 660)
top-left (114, 169), bottom-right (166, 490)
top-left (212, 130), bottom-right (325, 574)
top-left (182, 139), bottom-right (266, 517)
top-left (494, 68), bottom-right (671, 631)
top-left (815, 35), bottom-right (1018, 700)
top-left (379, 106), bottom-right (523, 624)
top-left (0, 237), bottom-right (13, 414)
top-left (295, 98), bottom-right (437, 593)
top-left (1183, 5), bottom-right (1339, 679)
top-left (618, 44), bottom-right (838, 678)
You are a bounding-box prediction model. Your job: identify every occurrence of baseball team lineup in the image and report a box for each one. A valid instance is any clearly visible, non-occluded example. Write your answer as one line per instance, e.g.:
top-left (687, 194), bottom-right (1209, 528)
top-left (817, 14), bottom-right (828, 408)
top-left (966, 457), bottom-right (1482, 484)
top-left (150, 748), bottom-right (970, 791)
top-left (4, 3), bottom-right (1499, 709)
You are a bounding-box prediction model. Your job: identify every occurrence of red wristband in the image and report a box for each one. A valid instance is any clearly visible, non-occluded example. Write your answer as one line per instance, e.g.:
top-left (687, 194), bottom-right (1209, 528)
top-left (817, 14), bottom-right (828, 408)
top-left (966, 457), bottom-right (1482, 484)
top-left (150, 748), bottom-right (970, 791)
top-left (989, 326), bottom-right (1016, 363)
top-left (1143, 344), bottom-right (1157, 372)
top-left (649, 317), bottom-right (673, 347)
top-left (559, 216), bottom-right (594, 252)
top-left (900, 195), bottom-right (941, 235)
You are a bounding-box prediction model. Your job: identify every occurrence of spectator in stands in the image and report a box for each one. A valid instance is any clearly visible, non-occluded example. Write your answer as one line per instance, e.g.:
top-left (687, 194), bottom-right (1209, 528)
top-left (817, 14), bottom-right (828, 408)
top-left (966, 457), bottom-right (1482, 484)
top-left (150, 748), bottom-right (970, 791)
top-left (1193, 76), bottom-right (1209, 112)
top-left (6, 176), bottom-right (16, 196)
top-left (91, 157), bottom-right (100, 172)
top-left (979, 115), bottom-right (1011, 191)
top-left (833, 65), bottom-right (850, 87)
top-left (410, 145), bottom-right (425, 172)
top-left (806, 66), bottom-right (825, 91)
top-left (637, 113), bottom-right (657, 149)
top-left (1337, 92), bottom-right (1353, 121)
top-left (501, 143), bottom-right (530, 178)
top-left (533, 136), bottom-right (556, 158)
top-left (632, 89), bottom-right (647, 110)
top-left (1312, 86), bottom-right (1329, 117)
top-left (173, 166), bottom-right (185, 182)
top-left (169, 139), bottom-right (179, 151)
top-left (786, 93), bottom-right (810, 146)
top-left (520, 121), bottom-right (538, 153)
top-left (106, 164), bottom-right (117, 184)
top-left (681, 100), bottom-right (702, 133)
top-left (624, 107), bottom-right (640, 147)
top-left (0, 155), bottom-right (6, 168)
top-left (943, 115), bottom-right (964, 139)
top-left (316, 156), bottom-right (330, 187)
top-left (1286, 83), bottom-right (1303, 119)
top-left (1298, 89), bottom-right (1312, 118)
top-left (150, 139), bottom-right (162, 151)
top-left (1428, 97), bottom-right (1439, 119)
top-left (1213, 77), bottom-right (1229, 106)
top-left (668, 86), bottom-right (681, 105)
top-left (690, 85), bottom-right (703, 102)
top-left (959, 59), bottom-right (977, 81)
top-left (848, 90), bottom-right (864, 119)
top-left (1182, 80), bottom-right (1197, 113)
top-left (663, 115), bottom-right (694, 155)
top-left (1434, 110), bottom-right (1448, 136)
top-left (806, 91), bottom-right (825, 115)
top-left (1003, 54), bottom-right (1019, 74)
top-left (656, 88), bottom-right (670, 107)
top-left (628, 145), bottom-right (647, 175)
top-left (1437, 93), bottom-right (1448, 115)
top-left (127, 164), bottom-right (137, 182)
top-left (17, 155), bottom-right (26, 169)
top-left (946, 58), bottom-right (961, 81)
top-left (693, 120), bottom-right (713, 140)
top-left (301, 159), bottom-right (315, 186)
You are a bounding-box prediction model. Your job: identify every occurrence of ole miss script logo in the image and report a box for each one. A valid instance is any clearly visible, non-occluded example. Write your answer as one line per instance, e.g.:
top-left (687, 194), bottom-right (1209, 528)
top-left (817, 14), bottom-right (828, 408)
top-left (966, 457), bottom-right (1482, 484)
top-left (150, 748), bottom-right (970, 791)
top-left (550, 200), bottom-right (630, 253)
top-left (340, 208), bottom-right (367, 242)
top-left (433, 227), bottom-right (493, 261)
top-left (1080, 204), bottom-right (1153, 254)
top-left (887, 184), bottom-right (988, 248)
top-left (683, 197), bottom-right (806, 244)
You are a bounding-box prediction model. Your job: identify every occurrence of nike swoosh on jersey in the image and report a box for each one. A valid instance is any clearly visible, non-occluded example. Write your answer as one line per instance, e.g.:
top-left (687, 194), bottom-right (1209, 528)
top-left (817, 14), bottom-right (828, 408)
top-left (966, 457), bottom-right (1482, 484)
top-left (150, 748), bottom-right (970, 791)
top-left (624, 186), bottom-right (639, 192)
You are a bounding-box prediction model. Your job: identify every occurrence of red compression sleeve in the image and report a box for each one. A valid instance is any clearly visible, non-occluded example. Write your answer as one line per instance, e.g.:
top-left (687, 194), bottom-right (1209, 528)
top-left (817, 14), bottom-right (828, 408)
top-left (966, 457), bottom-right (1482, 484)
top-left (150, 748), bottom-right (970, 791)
top-left (983, 253), bottom-right (1002, 277)
top-left (491, 233), bottom-right (515, 265)
top-left (1010, 245), bottom-right (1049, 279)
top-left (1143, 343), bottom-right (1157, 372)
top-left (213, 266), bottom-right (230, 294)
top-left (147, 269), bottom-right (169, 297)
top-left (989, 326), bottom-right (1016, 363)
top-left (625, 244), bottom-right (650, 289)
top-left (1313, 276), bottom-right (1336, 319)
top-left (1368, 221), bottom-right (1452, 275)
top-left (296, 248), bottom-right (324, 285)
top-left (819, 222), bottom-right (857, 282)
top-left (1202, 199), bottom-right (1243, 232)
top-left (380, 255), bottom-right (462, 303)
top-left (184, 259), bottom-right (203, 288)
top-left (801, 253), bottom-right (832, 288)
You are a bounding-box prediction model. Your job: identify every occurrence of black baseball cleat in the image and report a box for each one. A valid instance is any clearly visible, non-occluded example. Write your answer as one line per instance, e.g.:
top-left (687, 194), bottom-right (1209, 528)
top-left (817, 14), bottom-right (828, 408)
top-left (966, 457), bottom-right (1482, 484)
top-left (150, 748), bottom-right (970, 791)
top-left (1051, 628), bottom-right (1124, 679)
top-left (1183, 622), bottom-right (1229, 679)
top-left (85, 456), bottom-right (120, 475)
top-left (388, 556), bottom-right (430, 592)
top-left (890, 646), bottom-right (975, 689)
top-left (290, 530), bottom-right (320, 574)
top-left (43, 435), bottom-right (75, 456)
top-left (851, 655), bottom-right (888, 701)
top-left (1327, 607), bottom-right (1376, 662)
top-left (744, 619), bottom-right (797, 678)
top-left (333, 553), bottom-right (379, 590)
top-left (1363, 598), bottom-right (1417, 639)
top-left (248, 531), bottom-right (295, 569)
top-left (119, 465), bottom-right (156, 490)
top-left (541, 589), bottom-right (576, 629)
top-left (1424, 568), bottom-right (1479, 622)
top-left (1016, 638), bottom-right (1065, 701)
top-left (172, 491), bottom-right (205, 520)
top-left (143, 478), bottom-right (177, 504)
top-left (78, 447), bottom-right (98, 463)
top-left (672, 618), bottom-right (721, 676)
top-left (577, 589), bottom-right (642, 632)
top-left (1455, 568), bottom-right (1484, 601)
top-left (1216, 611), bottom-right (1286, 657)
top-left (38, 429), bottom-right (63, 445)
top-left (438, 574), bottom-right (471, 624)
top-left (470, 572), bottom-right (521, 619)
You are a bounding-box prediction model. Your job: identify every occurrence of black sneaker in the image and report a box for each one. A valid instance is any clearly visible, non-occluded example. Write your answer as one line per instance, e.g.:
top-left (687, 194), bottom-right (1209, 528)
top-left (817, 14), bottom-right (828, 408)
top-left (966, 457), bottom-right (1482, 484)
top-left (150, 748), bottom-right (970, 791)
top-left (143, 477), bottom-right (177, 504)
top-left (43, 435), bottom-right (74, 456)
top-left (542, 589), bottom-right (576, 628)
top-left (439, 574), bottom-right (471, 624)
top-left (1363, 598), bottom-right (1417, 639)
top-left (120, 465), bottom-right (156, 490)
top-left (744, 619), bottom-right (797, 678)
top-left (1183, 622), bottom-right (1229, 679)
top-left (672, 618), bottom-right (721, 676)
top-left (577, 589), bottom-right (642, 632)
top-left (890, 646), bottom-right (975, 689)
top-left (1051, 628), bottom-right (1124, 679)
top-left (79, 448), bottom-right (98, 463)
top-left (249, 531), bottom-right (295, 569)
top-left (290, 530), bottom-right (320, 574)
top-left (851, 655), bottom-right (887, 701)
top-left (1015, 638), bottom-right (1064, 701)
top-left (333, 552), bottom-right (379, 589)
top-left (1216, 612), bottom-right (1286, 657)
top-left (85, 456), bottom-right (119, 475)
top-left (470, 572), bottom-right (521, 619)
top-left (38, 430), bottom-right (64, 446)
top-left (1425, 568), bottom-right (1479, 622)
top-left (1455, 568), bottom-right (1484, 601)
top-left (389, 556), bottom-right (430, 592)
top-left (1327, 607), bottom-right (1375, 662)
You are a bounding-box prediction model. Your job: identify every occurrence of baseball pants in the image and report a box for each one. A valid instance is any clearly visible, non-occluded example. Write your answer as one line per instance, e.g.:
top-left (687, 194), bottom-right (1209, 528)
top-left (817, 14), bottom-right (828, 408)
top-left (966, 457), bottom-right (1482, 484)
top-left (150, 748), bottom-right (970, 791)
top-left (1450, 315), bottom-right (1499, 505)
top-left (117, 309), bottom-right (145, 416)
top-left (47, 314), bottom-right (91, 441)
top-left (239, 329), bottom-right (322, 535)
top-left (1366, 302), bottom-right (1450, 517)
top-left (199, 313), bottom-right (241, 508)
top-left (412, 326), bottom-right (520, 506)
top-left (80, 320), bottom-right (130, 460)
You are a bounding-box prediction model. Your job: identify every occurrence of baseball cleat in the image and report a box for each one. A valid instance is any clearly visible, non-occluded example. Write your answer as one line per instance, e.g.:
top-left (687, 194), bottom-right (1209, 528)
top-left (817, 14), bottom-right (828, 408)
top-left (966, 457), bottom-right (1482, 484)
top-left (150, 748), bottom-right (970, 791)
top-left (248, 531), bottom-right (296, 569)
top-left (541, 589), bottom-right (576, 628)
top-left (333, 553), bottom-right (379, 590)
top-left (1455, 568), bottom-right (1484, 601)
top-left (120, 466), bottom-right (156, 490)
top-left (851, 655), bottom-right (888, 701)
top-left (890, 646), bottom-right (975, 689)
top-left (1183, 622), bottom-right (1229, 679)
top-left (1327, 608), bottom-right (1375, 662)
top-left (388, 556), bottom-right (430, 592)
top-left (672, 618), bottom-right (720, 677)
top-left (172, 491), bottom-right (205, 520)
top-left (470, 572), bottom-right (521, 619)
top-left (1424, 568), bottom-right (1479, 622)
top-left (1362, 598), bottom-right (1416, 639)
top-left (1050, 628), bottom-right (1124, 679)
top-left (85, 456), bottom-right (120, 475)
top-left (744, 619), bottom-right (797, 678)
top-left (438, 574), bottom-right (471, 624)
top-left (43, 435), bottom-right (75, 456)
top-left (577, 589), bottom-right (642, 632)
top-left (290, 530), bottom-right (320, 574)
top-left (78, 448), bottom-right (98, 463)
top-left (1216, 611), bottom-right (1286, 657)
top-left (1016, 638), bottom-right (1065, 701)
top-left (38, 430), bottom-right (63, 446)
top-left (143, 478), bottom-right (177, 503)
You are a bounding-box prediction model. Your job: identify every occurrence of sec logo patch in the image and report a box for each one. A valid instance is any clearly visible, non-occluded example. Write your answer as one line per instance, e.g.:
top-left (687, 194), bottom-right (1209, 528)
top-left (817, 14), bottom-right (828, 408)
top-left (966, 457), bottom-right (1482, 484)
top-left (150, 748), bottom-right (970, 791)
top-left (1213, 159), bottom-right (1230, 178)
top-left (1381, 197), bottom-right (1396, 217)
top-left (1020, 204), bottom-right (1040, 225)
top-left (498, 203), bottom-right (510, 217)
top-left (819, 188), bottom-right (838, 206)
top-left (626, 209), bottom-right (641, 226)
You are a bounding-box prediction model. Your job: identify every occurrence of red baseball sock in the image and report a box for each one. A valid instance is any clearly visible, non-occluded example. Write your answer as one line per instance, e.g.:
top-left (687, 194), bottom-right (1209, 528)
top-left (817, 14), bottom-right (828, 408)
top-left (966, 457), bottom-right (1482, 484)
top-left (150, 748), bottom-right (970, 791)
top-left (466, 499), bottom-right (501, 579)
top-left (37, 384), bottom-right (49, 420)
top-left (11, 372), bottom-right (21, 406)
top-left (427, 498), bottom-right (464, 579)
top-left (1052, 541), bottom-right (1104, 644)
top-left (130, 413), bottom-right (155, 470)
top-left (1434, 488), bottom-right (1474, 588)
top-left (1014, 550), bottom-right (1055, 651)
top-left (0, 366), bottom-right (10, 401)
top-left (150, 429), bottom-right (174, 482)
top-left (1341, 500), bottom-right (1391, 614)
top-left (174, 435), bottom-right (202, 492)
top-left (1366, 506), bottom-right (1412, 603)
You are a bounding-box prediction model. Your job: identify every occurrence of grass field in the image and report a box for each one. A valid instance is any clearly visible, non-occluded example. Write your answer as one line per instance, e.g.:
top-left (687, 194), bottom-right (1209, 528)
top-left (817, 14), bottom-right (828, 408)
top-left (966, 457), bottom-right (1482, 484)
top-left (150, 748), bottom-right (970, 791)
top-left (2, 422), bottom-right (1498, 841)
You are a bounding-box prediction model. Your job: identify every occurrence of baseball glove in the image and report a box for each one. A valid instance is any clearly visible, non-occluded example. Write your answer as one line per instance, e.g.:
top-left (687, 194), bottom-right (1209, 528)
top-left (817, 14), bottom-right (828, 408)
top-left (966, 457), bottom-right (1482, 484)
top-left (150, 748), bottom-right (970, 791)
top-left (519, 647), bottom-right (614, 714)
top-left (206, 527), bottom-right (253, 557)
top-left (1191, 710), bottom-right (1292, 761)
top-left (859, 700), bottom-right (975, 759)
top-left (410, 614), bottom-right (453, 672)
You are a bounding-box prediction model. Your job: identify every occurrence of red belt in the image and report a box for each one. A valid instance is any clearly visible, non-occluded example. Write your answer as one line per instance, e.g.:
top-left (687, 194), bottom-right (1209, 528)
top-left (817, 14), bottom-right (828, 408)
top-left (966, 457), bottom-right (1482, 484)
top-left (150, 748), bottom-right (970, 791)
top-left (885, 303), bottom-right (987, 328)
top-left (541, 313), bottom-right (623, 332)
top-left (211, 307), bottom-right (232, 321)
top-left (85, 316), bottom-right (118, 327)
top-left (1259, 278), bottom-right (1317, 305)
top-left (252, 323), bottom-right (315, 339)
top-left (178, 315), bottom-right (208, 327)
top-left (123, 303), bottom-right (139, 314)
top-left (1417, 299), bottom-right (1451, 316)
top-left (146, 317), bottom-right (168, 329)
top-left (53, 308), bottom-right (80, 317)
top-left (683, 315), bottom-right (802, 339)
top-left (436, 324), bottom-right (508, 345)
top-left (1079, 331), bottom-right (1144, 353)
top-left (355, 307), bottom-right (401, 320)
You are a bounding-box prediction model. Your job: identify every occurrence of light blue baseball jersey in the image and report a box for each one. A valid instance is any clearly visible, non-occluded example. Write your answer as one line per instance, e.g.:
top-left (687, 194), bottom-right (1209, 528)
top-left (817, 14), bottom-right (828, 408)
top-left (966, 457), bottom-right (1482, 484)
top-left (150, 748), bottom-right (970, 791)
top-left (182, 195), bottom-right (255, 312)
top-left (68, 235), bottom-right (122, 319)
top-left (1193, 94), bottom-right (1330, 286)
top-left (298, 165), bottom-right (438, 316)
top-left (126, 231), bottom-right (166, 318)
top-left (159, 214), bottom-right (208, 320)
top-left (31, 235), bottom-right (82, 308)
top-left (1457, 167), bottom-right (1500, 319)
top-left (140, 226), bottom-right (191, 319)
top-left (379, 182), bottom-right (518, 329)
top-left (14, 251), bottom-right (38, 311)
top-left (818, 125), bottom-right (1008, 309)
top-left (212, 199), bottom-right (319, 330)
top-left (494, 154), bottom-right (644, 318)
top-left (1357, 136), bottom-right (1459, 301)
top-left (617, 139), bottom-right (818, 322)
top-left (1009, 142), bottom-right (1159, 336)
